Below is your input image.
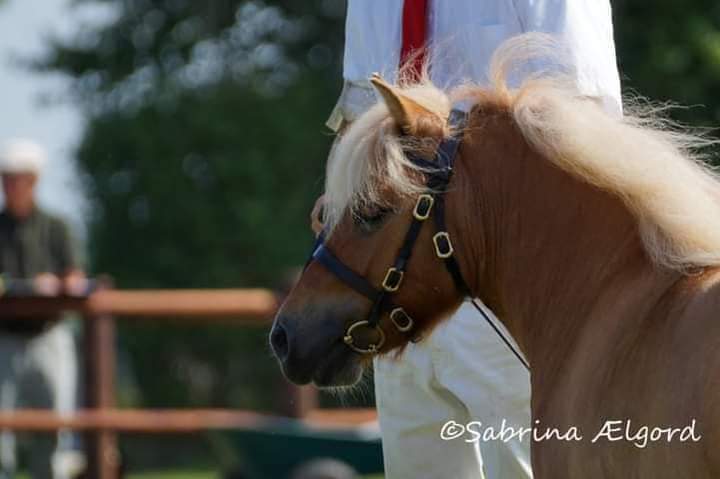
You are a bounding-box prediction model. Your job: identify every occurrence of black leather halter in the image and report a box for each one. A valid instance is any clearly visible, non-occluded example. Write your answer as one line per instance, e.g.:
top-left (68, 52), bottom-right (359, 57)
top-left (306, 108), bottom-right (470, 354)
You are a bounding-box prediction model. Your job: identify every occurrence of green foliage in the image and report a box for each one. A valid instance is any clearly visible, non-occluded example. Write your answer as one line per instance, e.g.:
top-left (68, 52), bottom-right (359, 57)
top-left (78, 74), bottom-right (332, 289)
top-left (41, 0), bottom-right (347, 409)
top-left (42, 0), bottom-right (345, 288)
top-left (614, 1), bottom-right (720, 128)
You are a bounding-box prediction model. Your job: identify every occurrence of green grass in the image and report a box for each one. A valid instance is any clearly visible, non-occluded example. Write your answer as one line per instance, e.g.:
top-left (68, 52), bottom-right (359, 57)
top-left (124, 471), bottom-right (383, 479)
top-left (16, 469), bottom-right (384, 479)
top-left (126, 470), bottom-right (216, 479)
top-left (15, 470), bottom-right (216, 479)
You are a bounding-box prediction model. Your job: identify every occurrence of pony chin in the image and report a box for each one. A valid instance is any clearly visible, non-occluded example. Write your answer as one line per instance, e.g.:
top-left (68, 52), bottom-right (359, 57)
top-left (311, 346), bottom-right (367, 388)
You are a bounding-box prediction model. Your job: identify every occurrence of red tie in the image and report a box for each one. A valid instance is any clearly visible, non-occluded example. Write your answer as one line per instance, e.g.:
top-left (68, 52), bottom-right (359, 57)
top-left (400, 0), bottom-right (429, 82)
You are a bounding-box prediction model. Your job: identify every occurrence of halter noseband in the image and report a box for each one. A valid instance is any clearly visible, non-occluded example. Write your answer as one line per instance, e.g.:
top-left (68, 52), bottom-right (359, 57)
top-left (308, 108), bottom-right (470, 354)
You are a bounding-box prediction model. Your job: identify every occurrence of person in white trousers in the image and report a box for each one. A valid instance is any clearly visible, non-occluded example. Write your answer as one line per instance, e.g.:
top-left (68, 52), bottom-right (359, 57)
top-left (315, 1), bottom-right (622, 478)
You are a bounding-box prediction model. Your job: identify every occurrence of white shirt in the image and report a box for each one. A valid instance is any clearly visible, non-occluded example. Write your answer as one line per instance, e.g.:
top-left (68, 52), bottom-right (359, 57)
top-left (328, 0), bottom-right (622, 129)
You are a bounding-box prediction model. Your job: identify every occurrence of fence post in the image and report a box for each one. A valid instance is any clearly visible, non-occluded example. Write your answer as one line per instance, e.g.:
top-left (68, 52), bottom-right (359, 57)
top-left (279, 382), bottom-right (318, 418)
top-left (84, 309), bottom-right (120, 479)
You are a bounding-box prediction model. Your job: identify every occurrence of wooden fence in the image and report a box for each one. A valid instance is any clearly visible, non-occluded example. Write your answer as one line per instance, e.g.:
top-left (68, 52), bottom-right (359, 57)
top-left (0, 289), bottom-right (375, 479)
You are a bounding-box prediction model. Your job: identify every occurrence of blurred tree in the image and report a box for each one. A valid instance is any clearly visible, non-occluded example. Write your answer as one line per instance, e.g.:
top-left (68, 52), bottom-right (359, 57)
top-left (43, 0), bottom-right (345, 288)
top-left (40, 0), bottom-right (347, 409)
top-left (614, 1), bottom-right (720, 132)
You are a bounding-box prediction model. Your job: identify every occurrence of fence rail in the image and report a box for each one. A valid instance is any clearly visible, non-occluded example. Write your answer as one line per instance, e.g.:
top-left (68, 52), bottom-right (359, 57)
top-left (0, 408), bottom-right (377, 433)
top-left (0, 288), bottom-right (278, 320)
top-left (0, 289), bottom-right (362, 479)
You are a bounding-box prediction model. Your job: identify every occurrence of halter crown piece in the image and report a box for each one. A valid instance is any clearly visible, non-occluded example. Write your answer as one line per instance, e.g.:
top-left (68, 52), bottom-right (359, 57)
top-left (306, 106), bottom-right (471, 354)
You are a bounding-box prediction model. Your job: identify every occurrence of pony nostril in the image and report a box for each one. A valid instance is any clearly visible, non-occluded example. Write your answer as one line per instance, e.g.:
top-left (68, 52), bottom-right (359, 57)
top-left (270, 324), bottom-right (290, 361)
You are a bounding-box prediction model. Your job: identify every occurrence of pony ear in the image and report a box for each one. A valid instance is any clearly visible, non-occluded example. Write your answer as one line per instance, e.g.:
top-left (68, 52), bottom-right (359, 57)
top-left (370, 73), bottom-right (437, 135)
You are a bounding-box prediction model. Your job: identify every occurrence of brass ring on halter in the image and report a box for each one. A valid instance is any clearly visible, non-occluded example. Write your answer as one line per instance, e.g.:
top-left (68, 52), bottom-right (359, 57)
top-left (343, 320), bottom-right (386, 354)
top-left (413, 194), bottom-right (435, 221)
top-left (433, 232), bottom-right (455, 258)
top-left (382, 267), bottom-right (404, 292)
top-left (390, 307), bottom-right (414, 332)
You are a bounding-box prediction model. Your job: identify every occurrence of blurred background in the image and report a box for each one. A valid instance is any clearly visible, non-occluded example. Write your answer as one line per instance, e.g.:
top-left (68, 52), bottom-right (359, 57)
top-left (0, 0), bottom-right (719, 478)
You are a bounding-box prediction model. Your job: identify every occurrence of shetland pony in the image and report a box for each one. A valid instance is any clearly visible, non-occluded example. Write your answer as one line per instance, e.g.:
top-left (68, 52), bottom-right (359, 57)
top-left (271, 34), bottom-right (720, 477)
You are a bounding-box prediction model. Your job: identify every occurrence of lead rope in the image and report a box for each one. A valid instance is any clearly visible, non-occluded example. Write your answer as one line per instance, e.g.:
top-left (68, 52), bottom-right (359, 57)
top-left (469, 299), bottom-right (530, 371)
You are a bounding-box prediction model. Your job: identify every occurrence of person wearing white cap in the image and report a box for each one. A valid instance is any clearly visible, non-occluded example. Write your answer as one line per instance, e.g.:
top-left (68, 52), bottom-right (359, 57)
top-left (0, 138), bottom-right (86, 479)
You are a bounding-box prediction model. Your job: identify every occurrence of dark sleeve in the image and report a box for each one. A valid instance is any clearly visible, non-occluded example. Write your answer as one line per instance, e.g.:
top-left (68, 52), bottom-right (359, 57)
top-left (50, 217), bottom-right (79, 274)
top-left (0, 216), bottom-right (9, 274)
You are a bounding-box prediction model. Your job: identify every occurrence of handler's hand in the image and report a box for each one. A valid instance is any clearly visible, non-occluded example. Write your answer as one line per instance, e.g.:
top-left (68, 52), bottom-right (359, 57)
top-left (64, 270), bottom-right (89, 297)
top-left (311, 195), bottom-right (325, 235)
top-left (33, 272), bottom-right (61, 297)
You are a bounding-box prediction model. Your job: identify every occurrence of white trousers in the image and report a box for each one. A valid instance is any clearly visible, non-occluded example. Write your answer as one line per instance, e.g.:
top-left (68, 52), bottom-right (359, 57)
top-left (374, 301), bottom-right (532, 479)
top-left (0, 323), bottom-right (78, 479)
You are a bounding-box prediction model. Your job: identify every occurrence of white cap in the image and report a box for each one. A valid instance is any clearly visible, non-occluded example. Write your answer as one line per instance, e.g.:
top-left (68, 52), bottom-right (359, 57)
top-left (0, 139), bottom-right (47, 175)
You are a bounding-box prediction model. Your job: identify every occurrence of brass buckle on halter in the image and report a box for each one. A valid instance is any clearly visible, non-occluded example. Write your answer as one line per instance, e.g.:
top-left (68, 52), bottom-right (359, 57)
top-left (382, 268), bottom-right (404, 292)
top-left (413, 194), bottom-right (434, 221)
top-left (343, 320), bottom-right (386, 354)
top-left (433, 232), bottom-right (454, 258)
top-left (390, 307), bottom-right (414, 332)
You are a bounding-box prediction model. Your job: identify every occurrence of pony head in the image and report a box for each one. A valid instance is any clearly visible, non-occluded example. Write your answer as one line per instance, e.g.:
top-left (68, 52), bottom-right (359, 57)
top-left (270, 76), bottom-right (467, 387)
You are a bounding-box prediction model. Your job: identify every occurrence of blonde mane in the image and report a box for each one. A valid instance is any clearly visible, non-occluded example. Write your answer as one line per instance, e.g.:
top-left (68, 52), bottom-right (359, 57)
top-left (325, 33), bottom-right (720, 270)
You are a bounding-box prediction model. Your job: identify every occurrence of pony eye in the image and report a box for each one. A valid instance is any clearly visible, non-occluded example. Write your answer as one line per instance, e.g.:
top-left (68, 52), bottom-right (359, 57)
top-left (354, 205), bottom-right (394, 230)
